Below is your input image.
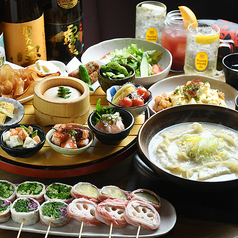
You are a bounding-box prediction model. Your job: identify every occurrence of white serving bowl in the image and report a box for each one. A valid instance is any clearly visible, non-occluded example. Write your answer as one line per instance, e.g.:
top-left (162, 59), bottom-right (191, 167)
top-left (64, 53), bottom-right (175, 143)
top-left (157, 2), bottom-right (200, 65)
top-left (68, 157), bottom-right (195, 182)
top-left (81, 38), bottom-right (172, 88)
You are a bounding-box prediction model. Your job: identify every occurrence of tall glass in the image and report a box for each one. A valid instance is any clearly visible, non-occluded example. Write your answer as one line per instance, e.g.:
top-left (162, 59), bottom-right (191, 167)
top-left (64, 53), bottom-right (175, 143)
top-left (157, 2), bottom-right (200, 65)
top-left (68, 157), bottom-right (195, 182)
top-left (135, 1), bottom-right (166, 44)
top-left (184, 21), bottom-right (220, 76)
top-left (161, 10), bottom-right (187, 72)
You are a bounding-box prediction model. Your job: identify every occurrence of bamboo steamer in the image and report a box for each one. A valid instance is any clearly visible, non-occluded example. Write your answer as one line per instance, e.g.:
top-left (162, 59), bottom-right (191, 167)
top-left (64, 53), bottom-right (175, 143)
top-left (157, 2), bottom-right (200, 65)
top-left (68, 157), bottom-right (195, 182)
top-left (33, 76), bottom-right (90, 126)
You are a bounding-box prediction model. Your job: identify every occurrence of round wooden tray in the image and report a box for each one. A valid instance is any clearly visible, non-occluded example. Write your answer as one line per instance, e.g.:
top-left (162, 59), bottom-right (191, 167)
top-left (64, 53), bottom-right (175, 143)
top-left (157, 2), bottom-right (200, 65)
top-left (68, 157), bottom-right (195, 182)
top-left (0, 87), bottom-right (149, 178)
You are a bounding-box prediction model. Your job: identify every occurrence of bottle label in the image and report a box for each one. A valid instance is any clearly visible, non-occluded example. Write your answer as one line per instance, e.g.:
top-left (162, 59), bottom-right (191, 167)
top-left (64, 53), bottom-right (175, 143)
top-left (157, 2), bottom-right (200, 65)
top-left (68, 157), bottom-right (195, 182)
top-left (0, 33), bottom-right (5, 66)
top-left (195, 51), bottom-right (208, 71)
top-left (2, 14), bottom-right (47, 67)
top-left (146, 28), bottom-right (158, 43)
top-left (57, 0), bottom-right (78, 9)
top-left (45, 16), bottom-right (83, 63)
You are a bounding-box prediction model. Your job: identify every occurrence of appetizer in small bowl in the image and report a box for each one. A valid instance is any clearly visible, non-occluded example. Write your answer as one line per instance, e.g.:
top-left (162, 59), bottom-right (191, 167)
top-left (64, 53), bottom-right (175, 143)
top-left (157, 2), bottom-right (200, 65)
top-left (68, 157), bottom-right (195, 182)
top-left (46, 123), bottom-right (94, 157)
top-left (106, 83), bottom-right (152, 119)
top-left (98, 62), bottom-right (135, 92)
top-left (88, 99), bottom-right (134, 145)
top-left (0, 97), bottom-right (25, 132)
top-left (0, 124), bottom-right (45, 158)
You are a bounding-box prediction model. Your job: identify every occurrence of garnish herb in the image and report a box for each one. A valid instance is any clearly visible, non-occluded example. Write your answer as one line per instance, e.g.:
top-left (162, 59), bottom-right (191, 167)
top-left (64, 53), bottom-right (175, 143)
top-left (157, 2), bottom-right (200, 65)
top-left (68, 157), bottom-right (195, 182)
top-left (0, 181), bottom-right (15, 199)
top-left (42, 201), bottom-right (67, 219)
top-left (46, 183), bottom-right (72, 200)
top-left (92, 99), bottom-right (115, 126)
top-left (20, 125), bottom-right (38, 138)
top-left (58, 86), bottom-right (71, 99)
top-left (17, 182), bottom-right (43, 195)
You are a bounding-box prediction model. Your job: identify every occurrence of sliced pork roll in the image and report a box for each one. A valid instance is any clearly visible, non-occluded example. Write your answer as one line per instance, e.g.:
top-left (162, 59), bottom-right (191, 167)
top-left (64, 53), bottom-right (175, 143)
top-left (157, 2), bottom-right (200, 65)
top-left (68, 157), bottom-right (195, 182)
top-left (71, 182), bottom-right (100, 203)
top-left (16, 181), bottom-right (45, 204)
top-left (67, 198), bottom-right (101, 226)
top-left (39, 200), bottom-right (70, 227)
top-left (128, 188), bottom-right (161, 211)
top-left (95, 199), bottom-right (127, 228)
top-left (44, 182), bottom-right (73, 204)
top-left (0, 180), bottom-right (16, 203)
top-left (0, 199), bottom-right (11, 223)
top-left (124, 200), bottom-right (160, 230)
top-left (11, 197), bottom-right (40, 225)
top-left (98, 185), bottom-right (129, 202)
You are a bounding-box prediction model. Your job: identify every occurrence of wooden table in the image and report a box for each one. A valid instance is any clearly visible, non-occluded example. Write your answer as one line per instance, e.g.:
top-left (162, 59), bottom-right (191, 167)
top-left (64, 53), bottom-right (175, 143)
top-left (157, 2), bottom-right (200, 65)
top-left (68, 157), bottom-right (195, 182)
top-left (0, 86), bottom-right (147, 178)
top-left (1, 73), bottom-right (238, 238)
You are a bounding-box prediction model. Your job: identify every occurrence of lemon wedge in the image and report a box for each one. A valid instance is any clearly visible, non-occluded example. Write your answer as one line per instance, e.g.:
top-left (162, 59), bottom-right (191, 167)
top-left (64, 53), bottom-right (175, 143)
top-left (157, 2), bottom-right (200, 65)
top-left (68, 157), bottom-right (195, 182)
top-left (178, 6), bottom-right (198, 27)
top-left (195, 34), bottom-right (220, 45)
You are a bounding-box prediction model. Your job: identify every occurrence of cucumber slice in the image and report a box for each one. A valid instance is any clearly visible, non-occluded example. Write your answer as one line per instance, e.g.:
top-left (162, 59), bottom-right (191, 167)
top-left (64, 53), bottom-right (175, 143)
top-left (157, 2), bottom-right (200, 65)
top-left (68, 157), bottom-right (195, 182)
top-left (140, 53), bottom-right (149, 77)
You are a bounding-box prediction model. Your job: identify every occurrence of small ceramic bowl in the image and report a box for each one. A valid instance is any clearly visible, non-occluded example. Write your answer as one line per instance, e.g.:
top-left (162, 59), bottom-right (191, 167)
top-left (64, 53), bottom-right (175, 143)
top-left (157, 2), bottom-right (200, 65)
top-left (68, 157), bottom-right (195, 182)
top-left (46, 124), bottom-right (94, 157)
top-left (0, 97), bottom-right (25, 132)
top-left (222, 53), bottom-right (238, 90)
top-left (106, 84), bottom-right (152, 119)
top-left (88, 107), bottom-right (134, 145)
top-left (0, 124), bottom-right (45, 158)
top-left (98, 63), bottom-right (135, 92)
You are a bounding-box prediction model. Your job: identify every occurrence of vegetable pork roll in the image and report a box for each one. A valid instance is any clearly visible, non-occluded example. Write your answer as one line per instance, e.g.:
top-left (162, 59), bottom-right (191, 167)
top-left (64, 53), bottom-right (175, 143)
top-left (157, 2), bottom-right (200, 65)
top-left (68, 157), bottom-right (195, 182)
top-left (39, 200), bottom-right (70, 227)
top-left (0, 180), bottom-right (16, 203)
top-left (16, 181), bottom-right (45, 204)
top-left (0, 199), bottom-right (11, 223)
top-left (11, 197), bottom-right (40, 225)
top-left (44, 182), bottom-right (73, 204)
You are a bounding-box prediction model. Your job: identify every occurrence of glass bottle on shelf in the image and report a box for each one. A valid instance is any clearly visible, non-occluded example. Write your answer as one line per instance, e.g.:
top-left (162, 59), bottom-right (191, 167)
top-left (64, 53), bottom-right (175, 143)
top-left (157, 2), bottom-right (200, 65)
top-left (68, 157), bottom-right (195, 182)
top-left (1, 0), bottom-right (47, 67)
top-left (41, 0), bottom-right (84, 64)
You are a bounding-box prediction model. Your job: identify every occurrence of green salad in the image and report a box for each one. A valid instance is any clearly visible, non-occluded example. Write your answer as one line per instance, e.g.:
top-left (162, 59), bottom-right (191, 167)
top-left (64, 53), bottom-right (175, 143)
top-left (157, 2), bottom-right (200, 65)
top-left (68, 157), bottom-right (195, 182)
top-left (104, 43), bottom-right (163, 77)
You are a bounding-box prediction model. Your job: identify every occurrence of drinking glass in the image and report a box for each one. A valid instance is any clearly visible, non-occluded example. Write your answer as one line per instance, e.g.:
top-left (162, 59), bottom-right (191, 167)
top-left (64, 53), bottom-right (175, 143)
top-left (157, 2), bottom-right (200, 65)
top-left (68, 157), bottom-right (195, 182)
top-left (161, 10), bottom-right (187, 72)
top-left (184, 21), bottom-right (220, 76)
top-left (135, 1), bottom-right (166, 44)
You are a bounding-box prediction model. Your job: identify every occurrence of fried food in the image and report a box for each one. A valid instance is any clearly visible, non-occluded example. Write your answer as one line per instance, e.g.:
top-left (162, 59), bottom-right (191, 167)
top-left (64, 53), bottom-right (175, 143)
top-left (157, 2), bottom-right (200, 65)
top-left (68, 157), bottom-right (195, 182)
top-left (0, 63), bottom-right (61, 101)
top-left (68, 61), bottom-right (99, 84)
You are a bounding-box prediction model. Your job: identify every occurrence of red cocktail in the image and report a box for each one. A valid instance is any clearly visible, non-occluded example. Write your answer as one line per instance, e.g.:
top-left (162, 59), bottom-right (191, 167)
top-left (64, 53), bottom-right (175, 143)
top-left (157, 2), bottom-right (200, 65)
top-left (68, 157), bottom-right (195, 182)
top-left (161, 10), bottom-right (187, 72)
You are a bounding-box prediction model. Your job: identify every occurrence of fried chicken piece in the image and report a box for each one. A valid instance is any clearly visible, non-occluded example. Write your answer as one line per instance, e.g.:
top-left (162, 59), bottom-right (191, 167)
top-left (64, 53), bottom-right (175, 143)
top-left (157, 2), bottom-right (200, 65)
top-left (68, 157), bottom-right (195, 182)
top-left (153, 93), bottom-right (172, 112)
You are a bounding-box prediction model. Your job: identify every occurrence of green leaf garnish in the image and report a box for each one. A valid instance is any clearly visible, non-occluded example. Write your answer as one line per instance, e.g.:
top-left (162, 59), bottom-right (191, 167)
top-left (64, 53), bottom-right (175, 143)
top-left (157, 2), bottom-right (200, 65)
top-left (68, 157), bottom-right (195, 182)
top-left (58, 86), bottom-right (71, 99)
top-left (92, 99), bottom-right (115, 126)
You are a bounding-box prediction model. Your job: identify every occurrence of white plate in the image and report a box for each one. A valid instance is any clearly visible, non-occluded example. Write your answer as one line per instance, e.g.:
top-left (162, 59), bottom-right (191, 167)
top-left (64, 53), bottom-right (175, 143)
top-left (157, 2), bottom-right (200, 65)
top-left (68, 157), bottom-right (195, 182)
top-left (0, 198), bottom-right (176, 237)
top-left (66, 57), bottom-right (100, 94)
top-left (5, 61), bottom-right (68, 104)
top-left (148, 74), bottom-right (238, 115)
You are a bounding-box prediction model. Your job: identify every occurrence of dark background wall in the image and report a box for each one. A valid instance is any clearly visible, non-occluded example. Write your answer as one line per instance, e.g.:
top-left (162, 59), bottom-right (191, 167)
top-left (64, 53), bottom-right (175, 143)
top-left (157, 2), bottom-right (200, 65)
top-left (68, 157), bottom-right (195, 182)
top-left (82, 0), bottom-right (238, 50)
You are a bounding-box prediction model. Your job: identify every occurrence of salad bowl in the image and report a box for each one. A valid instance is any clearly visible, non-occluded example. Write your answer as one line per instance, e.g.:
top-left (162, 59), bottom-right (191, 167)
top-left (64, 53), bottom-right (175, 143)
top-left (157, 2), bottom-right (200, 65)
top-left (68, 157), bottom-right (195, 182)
top-left (81, 38), bottom-right (172, 88)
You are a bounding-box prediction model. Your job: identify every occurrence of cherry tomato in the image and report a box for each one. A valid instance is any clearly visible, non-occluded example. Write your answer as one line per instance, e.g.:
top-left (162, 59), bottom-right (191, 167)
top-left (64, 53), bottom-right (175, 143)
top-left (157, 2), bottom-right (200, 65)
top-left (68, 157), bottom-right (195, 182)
top-left (132, 97), bottom-right (144, 107)
top-left (136, 87), bottom-right (150, 100)
top-left (152, 64), bottom-right (163, 74)
top-left (119, 97), bottom-right (133, 107)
